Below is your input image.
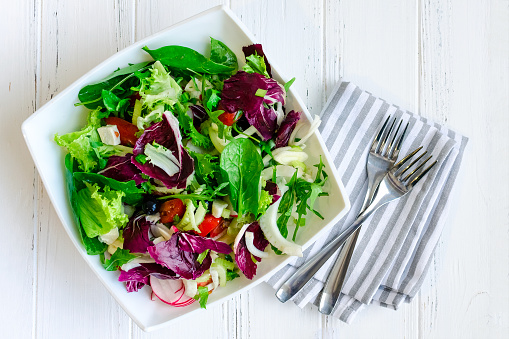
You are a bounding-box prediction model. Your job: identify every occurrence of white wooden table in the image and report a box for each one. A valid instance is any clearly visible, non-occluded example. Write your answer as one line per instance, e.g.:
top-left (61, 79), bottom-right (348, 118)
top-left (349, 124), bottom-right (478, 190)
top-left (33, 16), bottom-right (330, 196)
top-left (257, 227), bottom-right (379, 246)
top-left (2, 1), bottom-right (508, 338)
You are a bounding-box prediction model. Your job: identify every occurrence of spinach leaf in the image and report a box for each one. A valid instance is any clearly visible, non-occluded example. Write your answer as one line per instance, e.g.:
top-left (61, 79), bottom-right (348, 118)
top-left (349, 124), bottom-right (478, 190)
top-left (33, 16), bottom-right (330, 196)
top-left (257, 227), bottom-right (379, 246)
top-left (101, 61), bottom-right (152, 82)
top-left (77, 62), bottom-right (150, 109)
top-left (209, 38), bottom-right (238, 70)
top-left (142, 38), bottom-right (237, 75)
top-left (219, 138), bottom-right (264, 216)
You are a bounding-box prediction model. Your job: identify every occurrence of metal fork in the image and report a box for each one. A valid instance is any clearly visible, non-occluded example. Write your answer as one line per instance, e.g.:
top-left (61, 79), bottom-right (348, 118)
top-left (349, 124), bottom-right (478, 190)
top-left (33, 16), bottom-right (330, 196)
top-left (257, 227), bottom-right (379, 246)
top-left (275, 147), bottom-right (438, 304)
top-left (317, 116), bottom-right (408, 314)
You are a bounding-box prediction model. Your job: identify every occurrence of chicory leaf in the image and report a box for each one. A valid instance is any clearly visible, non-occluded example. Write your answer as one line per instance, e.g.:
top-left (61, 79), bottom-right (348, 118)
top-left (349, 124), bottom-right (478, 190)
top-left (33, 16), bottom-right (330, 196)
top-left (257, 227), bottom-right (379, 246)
top-left (118, 263), bottom-right (178, 292)
top-left (97, 155), bottom-right (147, 186)
top-left (178, 232), bottom-right (232, 254)
top-left (234, 222), bottom-right (269, 279)
top-left (147, 232), bottom-right (212, 280)
top-left (242, 44), bottom-right (272, 77)
top-left (122, 214), bottom-right (154, 253)
top-left (274, 110), bottom-right (301, 148)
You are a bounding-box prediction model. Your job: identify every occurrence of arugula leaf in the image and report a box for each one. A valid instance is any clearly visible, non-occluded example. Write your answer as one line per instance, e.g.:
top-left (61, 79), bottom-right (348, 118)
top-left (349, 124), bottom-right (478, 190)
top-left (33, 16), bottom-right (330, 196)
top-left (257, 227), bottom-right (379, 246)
top-left (102, 248), bottom-right (136, 271)
top-left (219, 138), bottom-right (264, 216)
top-left (142, 38), bottom-right (237, 75)
top-left (158, 182), bottom-right (229, 204)
top-left (275, 157), bottom-right (329, 241)
top-left (174, 102), bottom-right (213, 149)
top-left (194, 286), bottom-right (210, 309)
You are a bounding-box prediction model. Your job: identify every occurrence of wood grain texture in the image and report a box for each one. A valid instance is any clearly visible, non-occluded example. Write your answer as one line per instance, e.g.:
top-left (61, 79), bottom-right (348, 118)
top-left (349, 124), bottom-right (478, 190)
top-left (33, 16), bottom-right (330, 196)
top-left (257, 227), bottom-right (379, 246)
top-left (0, 1), bottom-right (37, 337)
top-left (35, 1), bottom-right (133, 337)
top-left (419, 0), bottom-right (509, 338)
top-left (1, 0), bottom-right (507, 338)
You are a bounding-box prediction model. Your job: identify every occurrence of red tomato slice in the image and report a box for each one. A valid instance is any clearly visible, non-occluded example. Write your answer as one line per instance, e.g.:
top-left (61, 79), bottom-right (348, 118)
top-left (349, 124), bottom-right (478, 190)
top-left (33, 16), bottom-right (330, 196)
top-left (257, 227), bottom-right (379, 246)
top-left (218, 112), bottom-right (237, 126)
top-left (198, 214), bottom-right (222, 237)
top-left (104, 117), bottom-right (139, 147)
top-left (159, 199), bottom-right (185, 224)
top-left (209, 220), bottom-right (226, 239)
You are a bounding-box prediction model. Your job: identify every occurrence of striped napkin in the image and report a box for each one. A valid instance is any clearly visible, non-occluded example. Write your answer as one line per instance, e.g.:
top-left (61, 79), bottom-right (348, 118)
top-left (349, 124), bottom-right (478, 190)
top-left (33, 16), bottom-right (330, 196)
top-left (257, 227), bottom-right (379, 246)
top-left (266, 81), bottom-right (468, 323)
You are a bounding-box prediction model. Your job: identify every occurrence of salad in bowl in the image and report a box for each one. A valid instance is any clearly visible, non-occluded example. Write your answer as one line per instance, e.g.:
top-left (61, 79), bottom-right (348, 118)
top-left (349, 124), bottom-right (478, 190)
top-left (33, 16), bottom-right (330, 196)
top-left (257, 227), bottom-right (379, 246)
top-left (54, 38), bottom-right (328, 309)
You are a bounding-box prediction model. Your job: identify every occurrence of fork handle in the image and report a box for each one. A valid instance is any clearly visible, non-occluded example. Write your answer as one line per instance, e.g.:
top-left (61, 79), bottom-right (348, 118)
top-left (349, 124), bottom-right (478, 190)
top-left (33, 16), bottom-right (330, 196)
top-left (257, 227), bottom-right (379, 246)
top-left (317, 228), bottom-right (360, 314)
top-left (275, 191), bottom-right (393, 303)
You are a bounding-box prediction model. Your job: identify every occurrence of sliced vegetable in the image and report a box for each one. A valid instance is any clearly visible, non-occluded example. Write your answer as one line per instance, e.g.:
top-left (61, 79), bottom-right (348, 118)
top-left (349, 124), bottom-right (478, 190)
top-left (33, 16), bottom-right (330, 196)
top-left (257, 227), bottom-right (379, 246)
top-left (159, 198), bottom-right (185, 223)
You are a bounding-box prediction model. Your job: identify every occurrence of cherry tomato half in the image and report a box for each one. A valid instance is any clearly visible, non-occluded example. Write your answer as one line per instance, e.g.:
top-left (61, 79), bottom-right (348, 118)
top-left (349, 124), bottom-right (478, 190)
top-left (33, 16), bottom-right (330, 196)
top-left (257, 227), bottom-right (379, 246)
top-left (208, 220), bottom-right (226, 239)
top-left (218, 112), bottom-right (237, 126)
top-left (159, 199), bottom-right (185, 224)
top-left (104, 116), bottom-right (139, 147)
top-left (197, 214), bottom-right (222, 237)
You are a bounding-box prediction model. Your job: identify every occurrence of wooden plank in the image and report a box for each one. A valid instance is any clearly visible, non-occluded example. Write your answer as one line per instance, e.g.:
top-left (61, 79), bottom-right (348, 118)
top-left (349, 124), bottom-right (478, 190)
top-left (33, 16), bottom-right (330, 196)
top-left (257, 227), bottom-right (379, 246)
top-left (0, 1), bottom-right (37, 337)
top-left (35, 1), bottom-right (134, 337)
top-left (322, 0), bottom-right (420, 337)
top-left (419, 0), bottom-right (509, 338)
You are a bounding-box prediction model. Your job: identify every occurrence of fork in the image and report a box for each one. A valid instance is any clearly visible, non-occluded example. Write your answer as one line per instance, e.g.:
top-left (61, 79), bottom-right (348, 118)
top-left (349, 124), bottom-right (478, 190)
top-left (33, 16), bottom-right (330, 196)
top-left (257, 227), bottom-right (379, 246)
top-left (275, 146), bottom-right (438, 304)
top-left (317, 116), bottom-right (409, 315)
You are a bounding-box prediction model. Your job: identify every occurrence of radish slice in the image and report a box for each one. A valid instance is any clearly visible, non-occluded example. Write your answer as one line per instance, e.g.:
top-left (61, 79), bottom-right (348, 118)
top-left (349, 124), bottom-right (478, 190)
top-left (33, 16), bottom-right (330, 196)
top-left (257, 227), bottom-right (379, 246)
top-left (233, 222), bottom-right (252, 254)
top-left (150, 277), bottom-right (195, 306)
top-left (245, 231), bottom-right (269, 258)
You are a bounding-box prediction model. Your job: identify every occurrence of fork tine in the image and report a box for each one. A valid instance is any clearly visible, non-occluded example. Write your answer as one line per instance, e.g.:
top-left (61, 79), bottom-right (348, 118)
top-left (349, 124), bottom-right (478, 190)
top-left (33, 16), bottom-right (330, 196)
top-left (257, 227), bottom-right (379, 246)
top-left (392, 146), bottom-right (423, 172)
top-left (409, 160), bottom-right (438, 187)
top-left (399, 151), bottom-right (427, 176)
top-left (370, 115), bottom-right (391, 152)
top-left (378, 117), bottom-right (397, 153)
top-left (385, 119), bottom-right (403, 157)
top-left (402, 155), bottom-right (432, 181)
top-left (390, 122), bottom-right (409, 160)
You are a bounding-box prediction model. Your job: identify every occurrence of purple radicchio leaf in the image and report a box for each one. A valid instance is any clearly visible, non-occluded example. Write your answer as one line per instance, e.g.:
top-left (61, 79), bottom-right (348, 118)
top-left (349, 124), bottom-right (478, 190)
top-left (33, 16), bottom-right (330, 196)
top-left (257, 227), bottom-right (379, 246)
top-left (242, 44), bottom-right (272, 77)
top-left (190, 105), bottom-right (208, 129)
top-left (265, 181), bottom-right (281, 204)
top-left (274, 110), bottom-right (301, 148)
top-left (97, 155), bottom-right (146, 185)
top-left (118, 263), bottom-right (178, 292)
top-left (131, 112), bottom-right (194, 189)
top-left (178, 232), bottom-right (232, 254)
top-left (220, 71), bottom-right (285, 140)
top-left (122, 214), bottom-right (154, 254)
top-left (147, 231), bottom-right (211, 280)
top-left (235, 222), bottom-right (269, 280)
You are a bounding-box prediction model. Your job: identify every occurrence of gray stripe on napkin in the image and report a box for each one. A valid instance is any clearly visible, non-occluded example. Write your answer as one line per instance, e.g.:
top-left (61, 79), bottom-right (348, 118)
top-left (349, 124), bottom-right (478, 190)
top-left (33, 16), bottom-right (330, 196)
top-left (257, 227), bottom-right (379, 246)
top-left (265, 82), bottom-right (468, 323)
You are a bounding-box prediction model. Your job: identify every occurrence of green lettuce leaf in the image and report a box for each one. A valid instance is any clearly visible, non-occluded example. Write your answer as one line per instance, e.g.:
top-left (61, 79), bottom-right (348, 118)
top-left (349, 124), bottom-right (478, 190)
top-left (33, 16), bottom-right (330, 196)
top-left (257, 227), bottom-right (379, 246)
top-left (139, 61), bottom-right (182, 109)
top-left (73, 172), bottom-right (144, 205)
top-left (54, 108), bottom-right (108, 172)
top-left (75, 182), bottom-right (129, 239)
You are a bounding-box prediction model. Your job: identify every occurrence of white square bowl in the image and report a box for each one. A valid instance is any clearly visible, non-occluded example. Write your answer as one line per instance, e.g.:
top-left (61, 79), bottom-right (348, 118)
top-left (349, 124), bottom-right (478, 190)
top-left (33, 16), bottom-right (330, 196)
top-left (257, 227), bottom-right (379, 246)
top-left (21, 5), bottom-right (350, 332)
